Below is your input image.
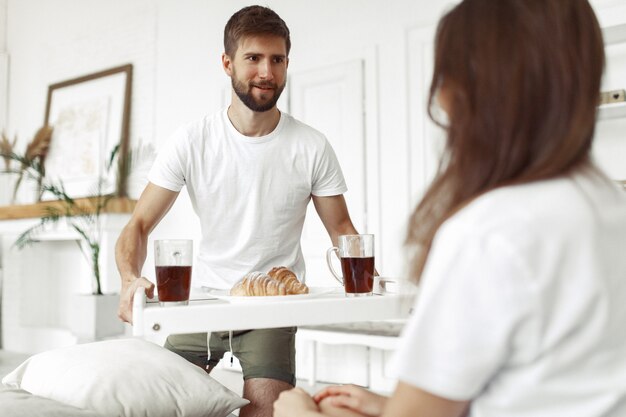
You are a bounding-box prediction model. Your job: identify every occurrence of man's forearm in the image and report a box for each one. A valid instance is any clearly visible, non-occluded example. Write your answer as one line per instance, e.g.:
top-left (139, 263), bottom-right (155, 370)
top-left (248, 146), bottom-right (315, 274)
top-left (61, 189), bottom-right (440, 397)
top-left (115, 222), bottom-right (148, 284)
top-left (329, 221), bottom-right (359, 245)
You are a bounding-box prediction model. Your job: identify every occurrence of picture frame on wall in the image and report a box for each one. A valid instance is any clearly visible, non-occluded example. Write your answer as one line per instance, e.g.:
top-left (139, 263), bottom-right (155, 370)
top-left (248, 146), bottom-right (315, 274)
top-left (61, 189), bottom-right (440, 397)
top-left (43, 64), bottom-right (133, 199)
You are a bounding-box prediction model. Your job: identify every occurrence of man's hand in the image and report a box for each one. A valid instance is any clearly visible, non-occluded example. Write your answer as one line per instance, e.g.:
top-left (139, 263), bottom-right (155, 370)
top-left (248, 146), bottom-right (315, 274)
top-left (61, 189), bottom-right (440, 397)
top-left (314, 384), bottom-right (388, 417)
top-left (115, 183), bottom-right (178, 324)
top-left (117, 277), bottom-right (155, 324)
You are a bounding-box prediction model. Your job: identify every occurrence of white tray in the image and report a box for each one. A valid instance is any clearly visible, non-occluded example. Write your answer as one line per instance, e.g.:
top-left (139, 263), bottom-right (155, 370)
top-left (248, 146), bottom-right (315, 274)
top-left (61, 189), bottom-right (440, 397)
top-left (205, 287), bottom-right (334, 303)
top-left (132, 287), bottom-right (413, 340)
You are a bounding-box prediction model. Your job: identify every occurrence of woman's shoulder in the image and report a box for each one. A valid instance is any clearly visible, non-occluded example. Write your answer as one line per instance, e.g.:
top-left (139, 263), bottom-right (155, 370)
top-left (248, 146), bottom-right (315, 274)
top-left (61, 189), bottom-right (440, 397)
top-left (442, 172), bottom-right (624, 241)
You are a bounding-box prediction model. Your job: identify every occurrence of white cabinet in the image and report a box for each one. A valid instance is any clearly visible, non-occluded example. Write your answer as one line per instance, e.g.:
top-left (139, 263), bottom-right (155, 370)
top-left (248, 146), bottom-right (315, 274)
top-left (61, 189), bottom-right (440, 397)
top-left (0, 200), bottom-right (133, 353)
top-left (598, 101), bottom-right (626, 120)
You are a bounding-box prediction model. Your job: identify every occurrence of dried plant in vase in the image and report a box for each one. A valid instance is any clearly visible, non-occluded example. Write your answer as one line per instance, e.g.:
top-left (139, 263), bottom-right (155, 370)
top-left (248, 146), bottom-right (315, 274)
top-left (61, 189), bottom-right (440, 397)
top-left (8, 126), bottom-right (53, 203)
top-left (1, 131), bottom-right (18, 173)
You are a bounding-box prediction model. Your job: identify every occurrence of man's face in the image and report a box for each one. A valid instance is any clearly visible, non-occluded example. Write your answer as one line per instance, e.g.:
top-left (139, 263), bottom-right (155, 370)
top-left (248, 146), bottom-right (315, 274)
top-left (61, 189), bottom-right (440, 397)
top-left (226, 35), bottom-right (288, 112)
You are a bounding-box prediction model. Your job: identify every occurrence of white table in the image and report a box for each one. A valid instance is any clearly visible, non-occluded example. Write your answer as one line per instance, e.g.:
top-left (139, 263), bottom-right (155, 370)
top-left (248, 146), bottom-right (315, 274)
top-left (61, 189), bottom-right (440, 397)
top-left (132, 287), bottom-right (413, 340)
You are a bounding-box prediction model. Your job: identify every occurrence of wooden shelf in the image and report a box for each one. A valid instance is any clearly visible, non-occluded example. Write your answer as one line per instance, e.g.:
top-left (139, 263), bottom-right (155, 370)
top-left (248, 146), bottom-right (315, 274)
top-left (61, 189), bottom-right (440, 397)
top-left (0, 196), bottom-right (136, 220)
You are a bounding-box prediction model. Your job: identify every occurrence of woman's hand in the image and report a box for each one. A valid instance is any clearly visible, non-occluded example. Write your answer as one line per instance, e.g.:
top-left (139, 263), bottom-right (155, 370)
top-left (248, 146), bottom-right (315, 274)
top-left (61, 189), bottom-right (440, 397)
top-left (274, 387), bottom-right (320, 417)
top-left (314, 384), bottom-right (388, 416)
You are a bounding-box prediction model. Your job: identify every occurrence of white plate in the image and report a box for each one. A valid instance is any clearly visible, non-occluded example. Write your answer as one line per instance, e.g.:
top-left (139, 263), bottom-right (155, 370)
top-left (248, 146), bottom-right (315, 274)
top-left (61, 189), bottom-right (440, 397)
top-left (205, 287), bottom-right (336, 303)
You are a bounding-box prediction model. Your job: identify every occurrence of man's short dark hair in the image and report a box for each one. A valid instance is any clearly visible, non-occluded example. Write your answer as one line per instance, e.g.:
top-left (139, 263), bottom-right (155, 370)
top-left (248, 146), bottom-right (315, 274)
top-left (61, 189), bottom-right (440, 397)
top-left (224, 5), bottom-right (291, 57)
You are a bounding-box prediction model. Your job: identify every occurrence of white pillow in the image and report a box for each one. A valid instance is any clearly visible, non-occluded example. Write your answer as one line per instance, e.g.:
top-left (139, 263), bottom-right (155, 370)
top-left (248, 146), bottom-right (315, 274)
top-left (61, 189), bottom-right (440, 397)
top-left (2, 338), bottom-right (248, 417)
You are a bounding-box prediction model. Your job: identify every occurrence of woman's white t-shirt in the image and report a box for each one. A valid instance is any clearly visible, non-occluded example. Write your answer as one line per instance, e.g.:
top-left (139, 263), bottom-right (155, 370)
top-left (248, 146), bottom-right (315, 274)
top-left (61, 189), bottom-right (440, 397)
top-left (148, 109), bottom-right (347, 289)
top-left (390, 169), bottom-right (626, 417)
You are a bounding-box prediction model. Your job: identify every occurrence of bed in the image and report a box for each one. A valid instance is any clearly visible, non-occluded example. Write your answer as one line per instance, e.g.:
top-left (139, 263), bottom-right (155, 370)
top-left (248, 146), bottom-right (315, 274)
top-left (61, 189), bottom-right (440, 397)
top-left (0, 385), bottom-right (240, 417)
top-left (0, 338), bottom-right (247, 417)
top-left (1, 286), bottom-right (412, 416)
top-left (0, 385), bottom-right (103, 417)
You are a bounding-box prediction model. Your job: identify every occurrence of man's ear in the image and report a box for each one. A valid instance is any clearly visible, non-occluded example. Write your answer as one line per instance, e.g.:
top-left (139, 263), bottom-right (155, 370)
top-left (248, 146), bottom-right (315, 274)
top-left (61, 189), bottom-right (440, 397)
top-left (285, 57), bottom-right (289, 69)
top-left (222, 53), bottom-right (233, 76)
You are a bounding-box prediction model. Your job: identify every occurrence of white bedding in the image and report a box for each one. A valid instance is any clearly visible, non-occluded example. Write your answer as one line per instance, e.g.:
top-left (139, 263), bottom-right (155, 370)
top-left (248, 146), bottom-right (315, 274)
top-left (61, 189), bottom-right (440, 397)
top-left (0, 385), bottom-right (239, 417)
top-left (2, 339), bottom-right (247, 417)
top-left (0, 384), bottom-right (103, 417)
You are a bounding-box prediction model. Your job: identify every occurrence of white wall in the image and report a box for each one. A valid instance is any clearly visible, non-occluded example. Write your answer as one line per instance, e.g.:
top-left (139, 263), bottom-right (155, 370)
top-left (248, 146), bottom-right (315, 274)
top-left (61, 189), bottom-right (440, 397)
top-left (3, 0), bottom-right (458, 280)
top-left (0, 0), bottom-right (626, 275)
top-left (0, 0), bottom-right (7, 130)
top-left (150, 0), bottom-right (461, 277)
top-left (0, 0), bottom-right (6, 50)
top-left (4, 0), bottom-right (626, 281)
top-left (592, 1), bottom-right (626, 183)
top-left (3, 0), bottom-right (625, 383)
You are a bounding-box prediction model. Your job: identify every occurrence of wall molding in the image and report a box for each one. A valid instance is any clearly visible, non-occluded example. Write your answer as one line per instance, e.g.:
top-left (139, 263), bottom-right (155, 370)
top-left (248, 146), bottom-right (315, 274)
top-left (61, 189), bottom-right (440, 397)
top-left (0, 52), bottom-right (7, 130)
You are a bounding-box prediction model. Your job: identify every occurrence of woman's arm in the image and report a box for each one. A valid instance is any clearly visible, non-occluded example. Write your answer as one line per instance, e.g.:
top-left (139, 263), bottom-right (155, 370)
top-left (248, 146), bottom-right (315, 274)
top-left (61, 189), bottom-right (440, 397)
top-left (312, 383), bottom-right (469, 417)
top-left (273, 388), bottom-right (323, 417)
top-left (382, 382), bottom-right (469, 417)
top-left (274, 383), bottom-right (469, 417)
top-left (274, 387), bottom-right (370, 417)
top-left (314, 384), bottom-right (387, 416)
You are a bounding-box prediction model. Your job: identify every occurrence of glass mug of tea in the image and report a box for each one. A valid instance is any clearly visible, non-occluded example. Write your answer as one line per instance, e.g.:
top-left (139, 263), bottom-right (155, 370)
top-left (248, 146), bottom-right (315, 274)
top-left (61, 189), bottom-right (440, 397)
top-left (155, 239), bottom-right (193, 306)
top-left (326, 234), bottom-right (375, 297)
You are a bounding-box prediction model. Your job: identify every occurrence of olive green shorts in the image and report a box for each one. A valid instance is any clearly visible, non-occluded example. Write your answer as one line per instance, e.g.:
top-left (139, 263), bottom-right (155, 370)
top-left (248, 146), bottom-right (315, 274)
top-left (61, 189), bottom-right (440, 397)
top-left (164, 327), bottom-right (296, 386)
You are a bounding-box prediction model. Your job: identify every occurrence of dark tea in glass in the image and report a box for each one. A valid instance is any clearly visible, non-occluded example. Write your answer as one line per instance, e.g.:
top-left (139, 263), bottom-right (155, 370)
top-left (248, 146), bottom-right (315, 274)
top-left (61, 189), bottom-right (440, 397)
top-left (326, 234), bottom-right (375, 296)
top-left (154, 239), bottom-right (193, 306)
top-left (156, 266), bottom-right (192, 302)
top-left (340, 256), bottom-right (375, 294)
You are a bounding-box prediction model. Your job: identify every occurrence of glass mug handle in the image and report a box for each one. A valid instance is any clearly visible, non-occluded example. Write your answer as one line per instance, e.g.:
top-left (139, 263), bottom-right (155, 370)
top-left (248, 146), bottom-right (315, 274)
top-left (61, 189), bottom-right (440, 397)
top-left (326, 246), bottom-right (344, 285)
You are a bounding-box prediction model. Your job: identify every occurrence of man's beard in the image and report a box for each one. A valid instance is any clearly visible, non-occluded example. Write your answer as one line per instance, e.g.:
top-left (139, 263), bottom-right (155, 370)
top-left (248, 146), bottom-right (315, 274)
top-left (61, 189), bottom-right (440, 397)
top-left (231, 77), bottom-right (285, 112)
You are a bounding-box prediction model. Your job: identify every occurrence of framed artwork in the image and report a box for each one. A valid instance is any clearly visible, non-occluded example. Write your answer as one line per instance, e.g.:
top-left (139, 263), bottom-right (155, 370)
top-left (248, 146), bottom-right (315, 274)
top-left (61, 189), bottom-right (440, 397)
top-left (43, 64), bottom-right (133, 199)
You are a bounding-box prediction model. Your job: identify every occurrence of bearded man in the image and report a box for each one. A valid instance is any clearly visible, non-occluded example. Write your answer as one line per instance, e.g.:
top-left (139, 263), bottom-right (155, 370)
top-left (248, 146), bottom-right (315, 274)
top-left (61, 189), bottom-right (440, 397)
top-left (115, 6), bottom-right (360, 417)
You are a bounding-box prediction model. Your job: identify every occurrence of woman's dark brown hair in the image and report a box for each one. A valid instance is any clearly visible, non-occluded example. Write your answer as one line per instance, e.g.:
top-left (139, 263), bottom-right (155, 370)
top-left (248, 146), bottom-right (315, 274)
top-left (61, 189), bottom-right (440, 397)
top-left (224, 5), bottom-right (291, 57)
top-left (406, 0), bottom-right (605, 282)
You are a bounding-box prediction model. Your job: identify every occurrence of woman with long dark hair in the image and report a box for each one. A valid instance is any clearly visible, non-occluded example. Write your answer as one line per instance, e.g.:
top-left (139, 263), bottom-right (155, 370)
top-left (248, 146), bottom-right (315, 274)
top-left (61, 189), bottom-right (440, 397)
top-left (274, 0), bottom-right (626, 416)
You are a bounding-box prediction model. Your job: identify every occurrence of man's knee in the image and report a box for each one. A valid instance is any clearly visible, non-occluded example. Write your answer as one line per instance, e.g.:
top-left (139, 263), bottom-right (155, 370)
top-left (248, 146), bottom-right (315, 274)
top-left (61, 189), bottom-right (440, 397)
top-left (236, 327), bottom-right (296, 385)
top-left (164, 334), bottom-right (210, 370)
top-left (240, 378), bottom-right (293, 417)
top-left (244, 377), bottom-right (294, 399)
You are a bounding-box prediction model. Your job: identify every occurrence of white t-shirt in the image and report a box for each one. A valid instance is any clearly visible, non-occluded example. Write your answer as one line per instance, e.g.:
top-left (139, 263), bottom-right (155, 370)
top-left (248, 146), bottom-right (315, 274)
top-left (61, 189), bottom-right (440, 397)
top-left (148, 109), bottom-right (347, 288)
top-left (390, 169), bottom-right (626, 417)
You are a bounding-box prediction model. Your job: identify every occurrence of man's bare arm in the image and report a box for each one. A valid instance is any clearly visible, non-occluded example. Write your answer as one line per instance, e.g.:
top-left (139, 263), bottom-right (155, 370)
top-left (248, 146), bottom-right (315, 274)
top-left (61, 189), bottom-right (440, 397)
top-left (312, 194), bottom-right (359, 245)
top-left (115, 182), bottom-right (179, 323)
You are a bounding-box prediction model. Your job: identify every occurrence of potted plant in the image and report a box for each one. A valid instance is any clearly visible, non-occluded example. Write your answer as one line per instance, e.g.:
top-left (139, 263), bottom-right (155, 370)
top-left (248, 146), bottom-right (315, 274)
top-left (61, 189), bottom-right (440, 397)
top-left (6, 144), bottom-right (124, 340)
top-left (1, 134), bottom-right (155, 340)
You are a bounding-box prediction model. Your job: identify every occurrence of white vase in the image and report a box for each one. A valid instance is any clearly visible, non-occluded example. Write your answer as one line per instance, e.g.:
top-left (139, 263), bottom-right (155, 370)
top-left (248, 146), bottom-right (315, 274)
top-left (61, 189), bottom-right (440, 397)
top-left (69, 293), bottom-right (125, 341)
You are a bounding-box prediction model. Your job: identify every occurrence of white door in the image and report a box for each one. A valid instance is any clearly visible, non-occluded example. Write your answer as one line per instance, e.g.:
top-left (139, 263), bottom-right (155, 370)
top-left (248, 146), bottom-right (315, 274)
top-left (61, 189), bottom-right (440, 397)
top-left (289, 60), bottom-right (366, 287)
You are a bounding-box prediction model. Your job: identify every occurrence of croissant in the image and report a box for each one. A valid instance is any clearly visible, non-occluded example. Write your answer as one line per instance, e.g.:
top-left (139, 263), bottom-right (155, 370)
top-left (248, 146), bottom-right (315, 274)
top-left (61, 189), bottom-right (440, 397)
top-left (230, 271), bottom-right (287, 296)
top-left (268, 266), bottom-right (309, 295)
